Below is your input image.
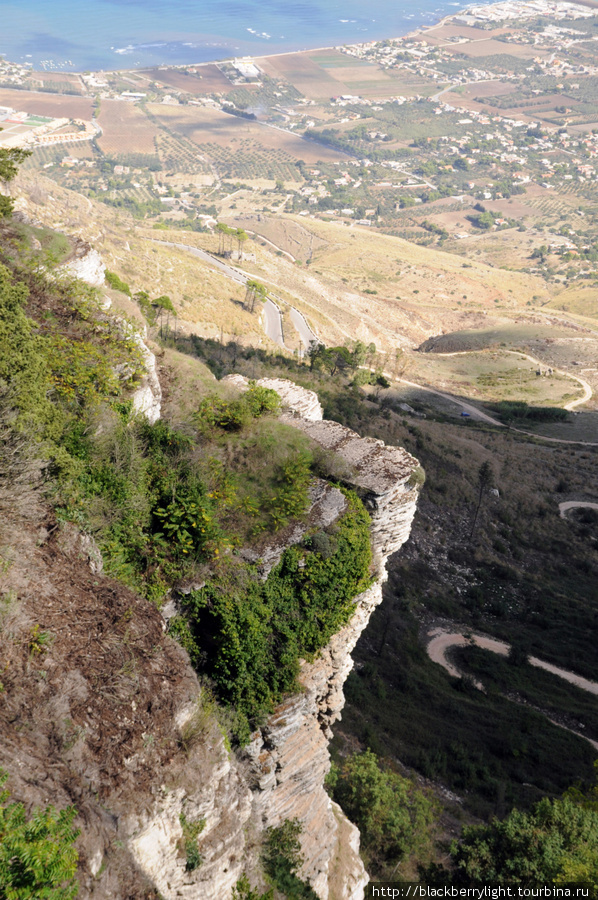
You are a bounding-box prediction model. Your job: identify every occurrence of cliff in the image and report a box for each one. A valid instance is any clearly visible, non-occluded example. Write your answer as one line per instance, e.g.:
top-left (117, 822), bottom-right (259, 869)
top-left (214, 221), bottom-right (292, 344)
top-left (0, 250), bottom-right (419, 898)
top-left (225, 376), bottom-right (419, 898)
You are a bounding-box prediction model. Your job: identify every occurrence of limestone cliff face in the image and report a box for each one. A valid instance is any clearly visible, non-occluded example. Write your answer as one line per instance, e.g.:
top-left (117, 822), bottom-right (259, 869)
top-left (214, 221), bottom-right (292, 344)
top-left (225, 376), bottom-right (420, 900)
top-left (127, 376), bottom-right (419, 900)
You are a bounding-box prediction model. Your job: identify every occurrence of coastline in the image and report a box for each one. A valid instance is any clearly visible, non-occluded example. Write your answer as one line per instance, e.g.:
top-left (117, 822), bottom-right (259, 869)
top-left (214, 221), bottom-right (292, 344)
top-left (2, 0), bottom-right (484, 76)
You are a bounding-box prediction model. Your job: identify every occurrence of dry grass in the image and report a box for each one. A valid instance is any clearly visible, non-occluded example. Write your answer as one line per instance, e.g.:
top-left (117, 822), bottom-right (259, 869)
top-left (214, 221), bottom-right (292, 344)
top-left (218, 212), bottom-right (551, 349)
top-left (407, 349), bottom-right (584, 406)
top-left (548, 285), bottom-right (598, 320)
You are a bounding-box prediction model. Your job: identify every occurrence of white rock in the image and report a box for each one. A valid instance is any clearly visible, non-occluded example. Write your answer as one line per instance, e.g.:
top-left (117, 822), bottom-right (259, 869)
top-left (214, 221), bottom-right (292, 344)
top-left (60, 248), bottom-right (106, 287)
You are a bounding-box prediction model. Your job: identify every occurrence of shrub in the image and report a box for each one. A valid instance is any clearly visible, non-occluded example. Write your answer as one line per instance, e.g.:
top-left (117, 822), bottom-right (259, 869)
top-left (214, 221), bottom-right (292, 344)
top-left (179, 812), bottom-right (205, 872)
top-left (104, 271), bottom-right (131, 295)
top-left (263, 820), bottom-right (318, 899)
top-left (330, 750), bottom-right (434, 876)
top-left (0, 771), bottom-right (79, 899)
top-left (194, 383), bottom-right (280, 433)
top-left (173, 491), bottom-right (372, 740)
top-left (444, 797), bottom-right (598, 886)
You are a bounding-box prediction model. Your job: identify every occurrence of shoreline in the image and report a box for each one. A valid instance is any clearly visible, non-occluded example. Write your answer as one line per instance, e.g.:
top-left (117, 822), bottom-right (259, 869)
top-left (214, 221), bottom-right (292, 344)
top-left (4, 0), bottom-right (597, 80)
top-left (2, 1), bottom-right (485, 76)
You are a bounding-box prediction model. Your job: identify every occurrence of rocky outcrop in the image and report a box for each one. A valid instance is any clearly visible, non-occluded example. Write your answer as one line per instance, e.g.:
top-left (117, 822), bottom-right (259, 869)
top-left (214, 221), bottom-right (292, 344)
top-left (239, 379), bottom-right (420, 899)
top-left (60, 244), bottom-right (106, 287)
top-left (78, 366), bottom-right (415, 900)
top-left (239, 478), bottom-right (347, 578)
top-left (128, 715), bottom-right (253, 900)
top-left (131, 334), bottom-right (162, 424)
top-left (222, 374), bottom-right (323, 421)
top-left (125, 375), bottom-right (419, 900)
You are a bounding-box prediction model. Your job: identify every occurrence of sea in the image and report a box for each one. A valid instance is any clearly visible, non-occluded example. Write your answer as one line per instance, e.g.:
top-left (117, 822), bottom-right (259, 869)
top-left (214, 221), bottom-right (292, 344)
top-left (2, 0), bottom-right (481, 72)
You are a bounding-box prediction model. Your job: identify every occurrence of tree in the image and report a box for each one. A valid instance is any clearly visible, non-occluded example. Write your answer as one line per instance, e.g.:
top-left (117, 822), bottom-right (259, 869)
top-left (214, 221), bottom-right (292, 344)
top-left (0, 143), bottom-right (31, 218)
top-left (531, 245), bottom-right (549, 263)
top-left (0, 772), bottom-right (80, 899)
top-left (244, 280), bottom-right (267, 313)
top-left (330, 750), bottom-right (434, 876)
top-left (446, 797), bottom-right (598, 888)
top-left (469, 460), bottom-right (494, 540)
top-left (216, 222), bottom-right (234, 255)
top-left (235, 228), bottom-right (248, 256)
top-left (152, 294), bottom-right (177, 338)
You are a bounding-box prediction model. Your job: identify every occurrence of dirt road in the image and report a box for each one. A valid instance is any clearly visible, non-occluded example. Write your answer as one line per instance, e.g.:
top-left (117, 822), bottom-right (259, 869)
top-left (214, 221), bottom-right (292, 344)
top-left (427, 628), bottom-right (598, 749)
top-left (558, 500), bottom-right (598, 519)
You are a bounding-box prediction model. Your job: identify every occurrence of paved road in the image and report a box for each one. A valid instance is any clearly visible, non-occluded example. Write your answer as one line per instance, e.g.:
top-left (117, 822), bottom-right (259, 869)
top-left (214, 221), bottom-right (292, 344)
top-left (264, 298), bottom-right (284, 346)
top-left (290, 307), bottom-right (319, 356)
top-left (152, 239), bottom-right (285, 346)
top-left (559, 500), bottom-right (598, 519)
top-left (155, 239), bottom-right (597, 444)
top-left (427, 628), bottom-right (598, 750)
top-left (153, 239), bottom-right (247, 285)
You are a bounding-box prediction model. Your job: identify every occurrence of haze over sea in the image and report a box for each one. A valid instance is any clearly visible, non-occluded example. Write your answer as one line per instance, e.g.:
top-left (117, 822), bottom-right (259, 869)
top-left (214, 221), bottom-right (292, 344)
top-left (3, 0), bottom-right (483, 72)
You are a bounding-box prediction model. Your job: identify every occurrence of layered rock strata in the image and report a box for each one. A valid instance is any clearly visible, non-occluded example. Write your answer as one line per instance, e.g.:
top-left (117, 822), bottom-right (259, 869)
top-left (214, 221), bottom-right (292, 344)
top-left (235, 378), bottom-right (420, 899)
top-left (123, 372), bottom-right (419, 900)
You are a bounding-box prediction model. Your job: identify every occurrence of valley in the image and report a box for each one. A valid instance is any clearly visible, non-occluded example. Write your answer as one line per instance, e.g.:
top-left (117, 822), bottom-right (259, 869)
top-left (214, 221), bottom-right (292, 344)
top-left (1, 0), bottom-right (597, 895)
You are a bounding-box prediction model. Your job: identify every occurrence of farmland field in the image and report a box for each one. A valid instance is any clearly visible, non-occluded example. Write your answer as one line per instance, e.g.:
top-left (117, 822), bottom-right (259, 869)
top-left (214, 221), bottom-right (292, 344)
top-left (146, 103), bottom-right (347, 163)
top-left (142, 65), bottom-right (231, 94)
top-left (0, 88), bottom-right (92, 119)
top-left (97, 100), bottom-right (159, 155)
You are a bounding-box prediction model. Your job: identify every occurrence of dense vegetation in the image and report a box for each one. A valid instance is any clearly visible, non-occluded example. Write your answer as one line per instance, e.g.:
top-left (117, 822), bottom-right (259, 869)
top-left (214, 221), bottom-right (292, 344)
top-left (172, 333), bottom-right (598, 820)
top-left (0, 224), bottom-right (374, 749)
top-left (0, 772), bottom-right (79, 900)
top-left (171, 490), bottom-right (371, 740)
top-left (328, 750), bottom-right (435, 878)
top-left (425, 771), bottom-right (598, 891)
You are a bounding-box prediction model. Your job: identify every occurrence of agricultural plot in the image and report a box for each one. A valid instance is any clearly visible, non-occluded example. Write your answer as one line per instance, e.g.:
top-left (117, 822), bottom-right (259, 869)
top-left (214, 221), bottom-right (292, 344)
top-left (146, 103), bottom-right (346, 164)
top-left (142, 65), bottom-right (231, 94)
top-left (0, 88), bottom-right (92, 119)
top-left (155, 132), bottom-right (212, 174)
top-left (97, 100), bottom-right (159, 155)
top-left (21, 140), bottom-right (95, 171)
top-left (196, 140), bottom-right (299, 182)
top-left (259, 53), bottom-right (349, 100)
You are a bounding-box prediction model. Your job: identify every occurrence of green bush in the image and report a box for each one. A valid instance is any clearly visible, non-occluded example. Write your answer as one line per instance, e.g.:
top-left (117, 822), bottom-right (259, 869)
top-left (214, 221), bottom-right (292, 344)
top-left (104, 270), bottom-right (131, 295)
top-left (194, 383), bottom-right (280, 433)
top-left (173, 490), bottom-right (371, 740)
top-left (441, 796), bottom-right (598, 888)
top-left (0, 771), bottom-right (79, 899)
top-left (179, 813), bottom-right (205, 872)
top-left (330, 750), bottom-right (434, 876)
top-left (263, 820), bottom-right (318, 899)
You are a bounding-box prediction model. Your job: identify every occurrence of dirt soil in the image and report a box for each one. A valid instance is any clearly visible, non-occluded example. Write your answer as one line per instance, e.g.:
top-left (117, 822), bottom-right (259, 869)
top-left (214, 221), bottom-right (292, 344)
top-left (0, 511), bottom-right (200, 898)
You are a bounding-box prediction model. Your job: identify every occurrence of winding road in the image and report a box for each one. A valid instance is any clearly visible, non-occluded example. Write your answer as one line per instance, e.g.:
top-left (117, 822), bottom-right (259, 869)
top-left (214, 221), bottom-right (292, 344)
top-left (154, 239), bottom-right (595, 444)
top-left (263, 298), bottom-right (284, 346)
top-left (558, 501), bottom-right (598, 519)
top-left (290, 307), bottom-right (319, 355)
top-left (427, 629), bottom-right (598, 750)
top-left (152, 238), bottom-right (318, 352)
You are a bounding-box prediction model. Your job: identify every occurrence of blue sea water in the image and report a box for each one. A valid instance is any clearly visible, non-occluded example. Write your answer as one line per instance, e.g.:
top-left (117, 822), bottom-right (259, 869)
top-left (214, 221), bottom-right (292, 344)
top-left (2, 0), bottom-right (478, 72)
